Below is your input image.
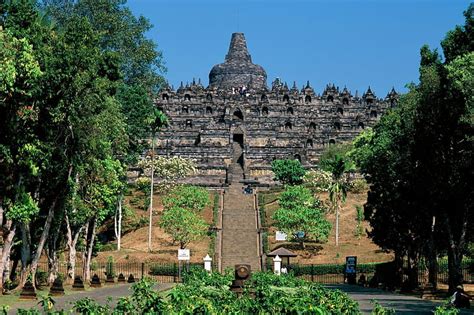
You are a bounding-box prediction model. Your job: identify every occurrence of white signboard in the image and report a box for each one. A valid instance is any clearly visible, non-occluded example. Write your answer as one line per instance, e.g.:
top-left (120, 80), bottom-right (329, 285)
top-left (178, 249), bottom-right (190, 261)
top-left (275, 231), bottom-right (288, 241)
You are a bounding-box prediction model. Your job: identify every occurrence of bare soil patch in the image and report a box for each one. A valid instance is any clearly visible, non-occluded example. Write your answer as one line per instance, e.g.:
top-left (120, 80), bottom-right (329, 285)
top-left (96, 189), bottom-right (215, 264)
top-left (264, 191), bottom-right (394, 264)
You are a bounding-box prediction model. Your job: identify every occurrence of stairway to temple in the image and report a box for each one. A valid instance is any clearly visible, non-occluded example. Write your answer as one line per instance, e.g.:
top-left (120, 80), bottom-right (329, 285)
top-left (220, 140), bottom-right (260, 272)
top-left (221, 184), bottom-right (260, 272)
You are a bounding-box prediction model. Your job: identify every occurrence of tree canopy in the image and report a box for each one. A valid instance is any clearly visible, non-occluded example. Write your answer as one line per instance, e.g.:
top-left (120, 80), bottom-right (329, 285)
top-left (271, 159), bottom-right (306, 186)
top-left (272, 185), bottom-right (331, 248)
top-left (352, 4), bottom-right (474, 291)
top-left (0, 0), bottom-right (166, 288)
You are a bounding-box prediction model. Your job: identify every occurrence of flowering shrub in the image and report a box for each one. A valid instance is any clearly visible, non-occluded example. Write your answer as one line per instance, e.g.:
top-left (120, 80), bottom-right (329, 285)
top-left (303, 169), bottom-right (332, 192)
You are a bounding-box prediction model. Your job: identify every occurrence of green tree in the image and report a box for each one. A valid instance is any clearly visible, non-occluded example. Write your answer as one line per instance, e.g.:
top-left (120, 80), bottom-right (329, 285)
top-left (159, 207), bottom-right (208, 249)
top-left (352, 4), bottom-right (474, 291)
top-left (146, 108), bottom-right (168, 252)
top-left (322, 154), bottom-right (355, 247)
top-left (319, 142), bottom-right (353, 167)
top-left (43, 0), bottom-right (168, 259)
top-left (163, 185), bottom-right (210, 213)
top-left (271, 159), bottom-right (306, 185)
top-left (272, 186), bottom-right (331, 248)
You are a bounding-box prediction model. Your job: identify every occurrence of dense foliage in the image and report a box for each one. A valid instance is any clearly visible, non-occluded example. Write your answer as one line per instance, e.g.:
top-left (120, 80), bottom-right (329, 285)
top-left (271, 159), bottom-right (306, 185)
top-left (351, 5), bottom-right (473, 292)
top-left (272, 185), bottom-right (331, 248)
top-left (0, 0), bottom-right (166, 288)
top-left (10, 270), bottom-right (361, 314)
top-left (163, 185), bottom-right (210, 213)
top-left (160, 185), bottom-right (210, 249)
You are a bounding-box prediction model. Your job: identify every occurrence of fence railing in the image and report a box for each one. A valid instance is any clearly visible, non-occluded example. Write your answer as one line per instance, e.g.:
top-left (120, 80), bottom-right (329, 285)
top-left (29, 261), bottom-right (217, 286)
top-left (265, 259), bottom-right (474, 285)
top-left (15, 258), bottom-right (474, 287)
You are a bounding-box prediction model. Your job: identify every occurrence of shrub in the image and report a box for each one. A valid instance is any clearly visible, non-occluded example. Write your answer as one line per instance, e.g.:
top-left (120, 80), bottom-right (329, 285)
top-left (106, 256), bottom-right (115, 277)
top-left (288, 262), bottom-right (389, 276)
top-left (163, 185), bottom-right (210, 212)
top-left (35, 271), bottom-right (48, 286)
top-left (371, 301), bottom-right (396, 314)
top-left (350, 178), bottom-right (369, 193)
top-left (148, 264), bottom-right (179, 276)
top-left (271, 159), bottom-right (306, 185)
top-left (99, 243), bottom-right (117, 252)
top-left (303, 169), bottom-right (332, 192)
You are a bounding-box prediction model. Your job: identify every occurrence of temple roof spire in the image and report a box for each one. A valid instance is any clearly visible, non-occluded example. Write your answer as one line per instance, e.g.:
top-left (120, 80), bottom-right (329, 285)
top-left (209, 33), bottom-right (267, 90)
top-left (225, 33), bottom-right (252, 63)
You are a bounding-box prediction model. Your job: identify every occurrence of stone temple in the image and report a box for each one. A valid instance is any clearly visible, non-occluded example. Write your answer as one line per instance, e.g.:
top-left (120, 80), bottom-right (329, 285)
top-left (155, 33), bottom-right (398, 186)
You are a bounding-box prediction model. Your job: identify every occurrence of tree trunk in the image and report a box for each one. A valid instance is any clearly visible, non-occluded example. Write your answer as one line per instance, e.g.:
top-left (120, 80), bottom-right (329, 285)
top-left (445, 214), bottom-right (467, 293)
top-left (148, 133), bottom-right (155, 252)
top-left (393, 252), bottom-right (403, 288)
top-left (65, 214), bottom-right (82, 282)
top-left (0, 222), bottom-right (16, 291)
top-left (335, 199), bottom-right (339, 247)
top-left (46, 225), bottom-right (60, 284)
top-left (427, 216), bottom-right (438, 289)
top-left (27, 198), bottom-right (57, 288)
top-left (18, 223), bottom-right (32, 288)
top-left (447, 247), bottom-right (464, 293)
top-left (47, 248), bottom-right (59, 285)
top-left (83, 217), bottom-right (97, 281)
top-left (300, 240), bottom-right (305, 250)
top-left (81, 220), bottom-right (89, 281)
top-left (114, 195), bottom-right (122, 251)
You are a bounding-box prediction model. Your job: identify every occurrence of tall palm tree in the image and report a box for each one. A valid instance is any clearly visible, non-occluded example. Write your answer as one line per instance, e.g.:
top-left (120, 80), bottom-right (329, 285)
top-left (324, 154), bottom-right (355, 247)
top-left (148, 108), bottom-right (168, 252)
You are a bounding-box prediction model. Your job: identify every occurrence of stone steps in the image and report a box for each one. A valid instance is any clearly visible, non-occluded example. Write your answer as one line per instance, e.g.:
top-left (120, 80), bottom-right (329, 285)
top-left (221, 183), bottom-right (260, 272)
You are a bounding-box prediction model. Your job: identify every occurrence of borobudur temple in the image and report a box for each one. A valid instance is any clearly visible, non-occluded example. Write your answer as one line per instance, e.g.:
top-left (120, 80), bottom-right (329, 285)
top-left (154, 33), bottom-right (398, 186)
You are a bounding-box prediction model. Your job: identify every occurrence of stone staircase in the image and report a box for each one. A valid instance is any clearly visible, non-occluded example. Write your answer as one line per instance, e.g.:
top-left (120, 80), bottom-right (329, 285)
top-left (221, 184), bottom-right (260, 271)
top-left (221, 141), bottom-right (260, 271)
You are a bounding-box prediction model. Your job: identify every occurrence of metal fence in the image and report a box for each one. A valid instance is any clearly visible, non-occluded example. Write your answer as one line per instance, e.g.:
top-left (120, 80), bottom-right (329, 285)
top-left (415, 260), bottom-right (474, 285)
top-left (265, 260), bottom-right (474, 285)
top-left (20, 259), bottom-right (474, 287)
top-left (31, 261), bottom-right (216, 285)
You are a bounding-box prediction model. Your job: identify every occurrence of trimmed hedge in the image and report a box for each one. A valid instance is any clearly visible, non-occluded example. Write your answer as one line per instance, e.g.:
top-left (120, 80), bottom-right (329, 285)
top-left (287, 262), bottom-right (388, 276)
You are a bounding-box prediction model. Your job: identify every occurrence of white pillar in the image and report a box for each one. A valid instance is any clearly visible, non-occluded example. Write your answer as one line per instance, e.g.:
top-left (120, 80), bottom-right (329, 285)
top-left (273, 255), bottom-right (282, 275)
top-left (203, 254), bottom-right (212, 272)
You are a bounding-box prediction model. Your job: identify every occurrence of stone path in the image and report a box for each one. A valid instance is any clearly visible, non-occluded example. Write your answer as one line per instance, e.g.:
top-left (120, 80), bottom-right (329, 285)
top-left (6, 283), bottom-right (174, 314)
top-left (220, 141), bottom-right (260, 272)
top-left (327, 284), bottom-right (471, 314)
top-left (221, 183), bottom-right (260, 272)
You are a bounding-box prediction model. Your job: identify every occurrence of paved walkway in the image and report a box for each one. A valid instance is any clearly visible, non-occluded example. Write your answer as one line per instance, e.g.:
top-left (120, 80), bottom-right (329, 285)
top-left (6, 283), bottom-right (174, 314)
top-left (327, 284), bottom-right (471, 314)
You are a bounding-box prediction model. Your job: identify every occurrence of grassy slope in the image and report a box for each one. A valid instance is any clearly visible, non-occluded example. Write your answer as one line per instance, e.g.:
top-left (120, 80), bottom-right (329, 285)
top-left (262, 190), bottom-right (394, 265)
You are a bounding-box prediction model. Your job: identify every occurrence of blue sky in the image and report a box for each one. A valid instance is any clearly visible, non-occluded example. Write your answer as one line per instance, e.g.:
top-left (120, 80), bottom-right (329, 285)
top-left (128, 0), bottom-right (470, 96)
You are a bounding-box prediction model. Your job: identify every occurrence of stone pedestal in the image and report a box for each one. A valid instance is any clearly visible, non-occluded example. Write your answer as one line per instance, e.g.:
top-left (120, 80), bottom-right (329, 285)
top-left (72, 276), bottom-right (85, 291)
top-left (117, 273), bottom-right (126, 283)
top-left (105, 274), bottom-right (115, 284)
top-left (49, 278), bottom-right (65, 296)
top-left (90, 274), bottom-right (102, 288)
top-left (273, 255), bottom-right (282, 275)
top-left (127, 274), bottom-right (136, 283)
top-left (19, 281), bottom-right (36, 300)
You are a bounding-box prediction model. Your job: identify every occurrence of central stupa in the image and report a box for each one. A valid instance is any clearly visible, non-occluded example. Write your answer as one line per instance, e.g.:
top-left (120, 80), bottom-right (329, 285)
top-left (209, 33), bottom-right (267, 90)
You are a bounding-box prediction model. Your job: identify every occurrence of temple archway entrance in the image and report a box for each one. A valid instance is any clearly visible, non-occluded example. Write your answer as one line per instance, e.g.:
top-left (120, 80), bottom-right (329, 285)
top-left (232, 127), bottom-right (244, 169)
